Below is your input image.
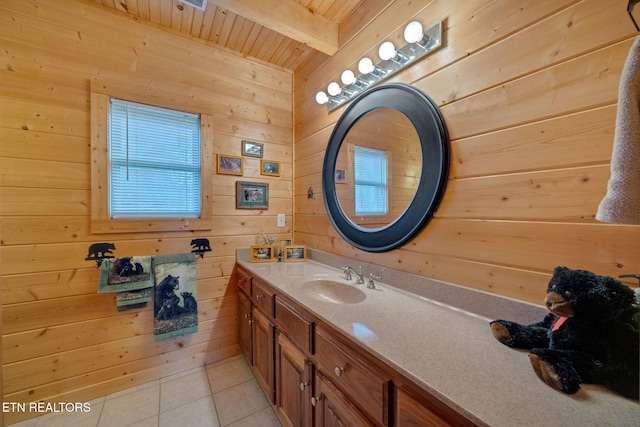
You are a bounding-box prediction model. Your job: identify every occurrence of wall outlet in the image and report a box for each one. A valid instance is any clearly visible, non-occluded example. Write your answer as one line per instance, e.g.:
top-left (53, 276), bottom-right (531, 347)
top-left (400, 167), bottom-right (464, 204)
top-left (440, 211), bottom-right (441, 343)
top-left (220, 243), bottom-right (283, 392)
top-left (277, 213), bottom-right (285, 227)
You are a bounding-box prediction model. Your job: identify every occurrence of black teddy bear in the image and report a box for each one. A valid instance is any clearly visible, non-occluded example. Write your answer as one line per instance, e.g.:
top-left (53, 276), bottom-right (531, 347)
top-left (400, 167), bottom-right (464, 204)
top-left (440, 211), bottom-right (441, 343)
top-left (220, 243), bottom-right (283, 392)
top-left (490, 266), bottom-right (639, 400)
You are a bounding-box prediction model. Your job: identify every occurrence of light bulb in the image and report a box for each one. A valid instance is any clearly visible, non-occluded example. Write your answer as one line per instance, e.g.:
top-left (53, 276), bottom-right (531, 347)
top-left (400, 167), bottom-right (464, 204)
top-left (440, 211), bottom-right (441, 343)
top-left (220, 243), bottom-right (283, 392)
top-left (404, 21), bottom-right (424, 44)
top-left (315, 91), bottom-right (328, 104)
top-left (378, 41), bottom-right (397, 61)
top-left (358, 57), bottom-right (374, 74)
top-left (341, 70), bottom-right (356, 85)
top-left (327, 82), bottom-right (341, 96)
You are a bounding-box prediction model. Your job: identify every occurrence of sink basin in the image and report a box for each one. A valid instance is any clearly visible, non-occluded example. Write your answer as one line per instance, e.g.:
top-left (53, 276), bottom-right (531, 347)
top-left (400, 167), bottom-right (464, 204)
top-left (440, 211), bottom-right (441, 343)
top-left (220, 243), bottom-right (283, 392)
top-left (300, 280), bottom-right (366, 304)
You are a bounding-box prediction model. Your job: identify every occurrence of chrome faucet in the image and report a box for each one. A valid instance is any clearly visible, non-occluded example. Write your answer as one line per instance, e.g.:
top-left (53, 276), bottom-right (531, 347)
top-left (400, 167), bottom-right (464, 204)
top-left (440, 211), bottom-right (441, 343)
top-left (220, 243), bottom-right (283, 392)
top-left (367, 272), bottom-right (380, 289)
top-left (342, 266), bottom-right (365, 284)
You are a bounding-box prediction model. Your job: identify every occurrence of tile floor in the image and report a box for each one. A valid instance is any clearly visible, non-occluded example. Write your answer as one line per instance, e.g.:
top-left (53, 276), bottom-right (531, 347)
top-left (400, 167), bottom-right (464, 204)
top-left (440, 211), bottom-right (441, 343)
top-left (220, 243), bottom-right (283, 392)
top-left (8, 355), bottom-right (282, 427)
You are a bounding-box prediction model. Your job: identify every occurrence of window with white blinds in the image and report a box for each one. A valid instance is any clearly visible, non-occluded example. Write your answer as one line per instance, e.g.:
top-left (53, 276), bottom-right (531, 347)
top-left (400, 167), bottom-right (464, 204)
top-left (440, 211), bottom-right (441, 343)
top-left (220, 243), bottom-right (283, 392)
top-left (108, 99), bottom-right (202, 218)
top-left (354, 145), bottom-right (388, 215)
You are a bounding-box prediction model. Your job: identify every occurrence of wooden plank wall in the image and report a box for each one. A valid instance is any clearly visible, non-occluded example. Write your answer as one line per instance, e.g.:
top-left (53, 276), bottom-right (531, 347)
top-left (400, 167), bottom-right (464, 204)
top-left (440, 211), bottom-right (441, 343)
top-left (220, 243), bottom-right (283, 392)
top-left (0, 0), bottom-right (292, 423)
top-left (294, 0), bottom-right (640, 305)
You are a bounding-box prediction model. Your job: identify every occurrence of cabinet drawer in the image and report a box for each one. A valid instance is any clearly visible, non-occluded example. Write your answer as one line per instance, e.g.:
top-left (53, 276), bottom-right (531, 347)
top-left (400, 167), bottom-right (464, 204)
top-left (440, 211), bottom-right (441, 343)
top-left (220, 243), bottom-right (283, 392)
top-left (315, 326), bottom-right (390, 425)
top-left (275, 297), bottom-right (314, 353)
top-left (235, 267), bottom-right (251, 295)
top-left (252, 278), bottom-right (275, 318)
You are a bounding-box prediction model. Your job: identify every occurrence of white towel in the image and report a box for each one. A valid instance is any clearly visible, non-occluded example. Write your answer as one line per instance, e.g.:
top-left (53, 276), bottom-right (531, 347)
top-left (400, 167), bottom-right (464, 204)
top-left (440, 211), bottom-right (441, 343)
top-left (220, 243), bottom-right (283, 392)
top-left (596, 37), bottom-right (640, 224)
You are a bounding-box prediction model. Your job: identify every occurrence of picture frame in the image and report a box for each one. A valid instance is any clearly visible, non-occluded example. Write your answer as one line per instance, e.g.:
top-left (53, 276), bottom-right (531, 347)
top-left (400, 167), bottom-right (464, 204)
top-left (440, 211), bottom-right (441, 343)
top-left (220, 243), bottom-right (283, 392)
top-left (261, 160), bottom-right (281, 177)
top-left (284, 245), bottom-right (307, 262)
top-left (335, 169), bottom-right (346, 183)
top-left (236, 181), bottom-right (269, 209)
top-left (242, 140), bottom-right (264, 158)
top-left (217, 154), bottom-right (244, 175)
top-left (250, 245), bottom-right (274, 262)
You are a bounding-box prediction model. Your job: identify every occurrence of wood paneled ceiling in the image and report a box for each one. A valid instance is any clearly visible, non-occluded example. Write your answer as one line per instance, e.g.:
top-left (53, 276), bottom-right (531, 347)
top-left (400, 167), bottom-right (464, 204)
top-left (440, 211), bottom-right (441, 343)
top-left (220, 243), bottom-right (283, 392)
top-left (92, 0), bottom-right (366, 71)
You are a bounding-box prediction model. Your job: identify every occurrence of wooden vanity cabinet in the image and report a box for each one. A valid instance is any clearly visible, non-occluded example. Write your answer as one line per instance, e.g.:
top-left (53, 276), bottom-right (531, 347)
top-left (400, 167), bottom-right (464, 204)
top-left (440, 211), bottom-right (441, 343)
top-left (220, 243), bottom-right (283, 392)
top-left (234, 267), bottom-right (276, 404)
top-left (313, 371), bottom-right (374, 427)
top-left (234, 265), bottom-right (473, 427)
top-left (238, 290), bottom-right (252, 364)
top-left (234, 267), bottom-right (253, 363)
top-left (314, 325), bottom-right (391, 426)
top-left (276, 332), bottom-right (313, 427)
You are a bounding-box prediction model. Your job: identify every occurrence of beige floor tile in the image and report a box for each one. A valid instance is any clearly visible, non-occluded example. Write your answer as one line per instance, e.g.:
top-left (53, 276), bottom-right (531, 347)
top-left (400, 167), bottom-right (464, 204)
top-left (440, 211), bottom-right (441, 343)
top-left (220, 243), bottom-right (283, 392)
top-left (226, 407), bottom-right (282, 427)
top-left (160, 369), bottom-right (212, 412)
top-left (98, 383), bottom-right (160, 427)
top-left (206, 357), bottom-right (254, 393)
top-left (33, 397), bottom-right (104, 427)
top-left (125, 415), bottom-right (159, 427)
top-left (213, 380), bottom-right (270, 426)
top-left (7, 416), bottom-right (40, 427)
top-left (159, 396), bottom-right (219, 427)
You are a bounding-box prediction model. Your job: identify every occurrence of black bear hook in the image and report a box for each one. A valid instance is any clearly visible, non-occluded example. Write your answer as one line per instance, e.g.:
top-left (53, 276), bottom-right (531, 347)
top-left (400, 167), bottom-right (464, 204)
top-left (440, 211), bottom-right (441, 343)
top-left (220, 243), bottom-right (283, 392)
top-left (190, 238), bottom-right (212, 259)
top-left (85, 242), bottom-right (116, 267)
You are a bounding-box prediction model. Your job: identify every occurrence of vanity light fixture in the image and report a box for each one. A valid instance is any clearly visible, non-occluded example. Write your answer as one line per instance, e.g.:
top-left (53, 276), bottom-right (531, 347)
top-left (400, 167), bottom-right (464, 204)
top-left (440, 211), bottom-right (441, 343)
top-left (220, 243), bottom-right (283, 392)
top-left (315, 20), bottom-right (443, 111)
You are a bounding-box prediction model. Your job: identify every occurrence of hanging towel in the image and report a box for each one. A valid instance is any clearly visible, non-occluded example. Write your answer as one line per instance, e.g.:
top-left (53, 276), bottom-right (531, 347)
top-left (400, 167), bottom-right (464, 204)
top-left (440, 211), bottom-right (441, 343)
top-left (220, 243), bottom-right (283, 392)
top-left (152, 253), bottom-right (198, 341)
top-left (98, 256), bottom-right (153, 293)
top-left (117, 288), bottom-right (153, 311)
top-left (596, 37), bottom-right (640, 224)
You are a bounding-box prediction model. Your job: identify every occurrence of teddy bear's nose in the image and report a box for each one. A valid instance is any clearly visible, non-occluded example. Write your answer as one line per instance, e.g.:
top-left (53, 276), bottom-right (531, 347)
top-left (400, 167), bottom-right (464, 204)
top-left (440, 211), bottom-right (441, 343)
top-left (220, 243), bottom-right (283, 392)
top-left (545, 300), bottom-right (553, 308)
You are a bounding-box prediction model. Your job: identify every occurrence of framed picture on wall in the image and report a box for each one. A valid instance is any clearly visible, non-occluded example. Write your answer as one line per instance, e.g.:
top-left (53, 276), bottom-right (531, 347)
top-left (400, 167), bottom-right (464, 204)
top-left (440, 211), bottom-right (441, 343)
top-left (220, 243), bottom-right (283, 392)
top-left (261, 160), bottom-right (280, 176)
top-left (250, 245), bottom-right (274, 262)
top-left (236, 181), bottom-right (269, 209)
top-left (283, 245), bottom-right (307, 262)
top-left (242, 140), bottom-right (264, 158)
top-left (217, 154), bottom-right (243, 175)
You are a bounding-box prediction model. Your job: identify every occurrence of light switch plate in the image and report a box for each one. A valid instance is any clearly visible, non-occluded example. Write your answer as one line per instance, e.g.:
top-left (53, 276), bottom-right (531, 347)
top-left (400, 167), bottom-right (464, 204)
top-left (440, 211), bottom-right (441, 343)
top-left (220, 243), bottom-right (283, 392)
top-left (277, 213), bottom-right (285, 227)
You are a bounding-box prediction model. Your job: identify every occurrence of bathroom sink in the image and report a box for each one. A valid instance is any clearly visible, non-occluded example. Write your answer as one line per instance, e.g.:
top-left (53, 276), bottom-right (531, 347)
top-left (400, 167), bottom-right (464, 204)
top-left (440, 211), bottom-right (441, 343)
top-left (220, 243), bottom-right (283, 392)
top-left (300, 280), bottom-right (366, 304)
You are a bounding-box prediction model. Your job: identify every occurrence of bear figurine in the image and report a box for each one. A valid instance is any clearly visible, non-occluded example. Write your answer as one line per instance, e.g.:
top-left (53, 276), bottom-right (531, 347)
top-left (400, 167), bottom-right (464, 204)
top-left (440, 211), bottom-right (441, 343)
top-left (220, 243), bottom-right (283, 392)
top-left (490, 266), bottom-right (639, 399)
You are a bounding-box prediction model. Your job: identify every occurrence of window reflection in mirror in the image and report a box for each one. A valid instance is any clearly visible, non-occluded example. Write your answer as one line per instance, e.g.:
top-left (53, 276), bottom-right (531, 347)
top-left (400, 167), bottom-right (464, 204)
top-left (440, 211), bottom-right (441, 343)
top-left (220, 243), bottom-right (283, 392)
top-left (336, 108), bottom-right (422, 229)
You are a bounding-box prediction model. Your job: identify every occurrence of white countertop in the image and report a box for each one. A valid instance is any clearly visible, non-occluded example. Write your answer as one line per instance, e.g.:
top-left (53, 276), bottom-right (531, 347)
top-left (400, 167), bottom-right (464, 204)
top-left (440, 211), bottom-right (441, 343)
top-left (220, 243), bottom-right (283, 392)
top-left (237, 258), bottom-right (640, 426)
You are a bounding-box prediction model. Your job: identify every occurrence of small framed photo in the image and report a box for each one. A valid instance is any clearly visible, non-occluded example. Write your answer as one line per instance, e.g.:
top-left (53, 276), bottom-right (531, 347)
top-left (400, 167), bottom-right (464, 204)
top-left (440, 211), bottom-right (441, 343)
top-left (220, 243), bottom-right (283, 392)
top-left (261, 160), bottom-right (281, 177)
top-left (335, 169), bottom-right (346, 183)
top-left (284, 245), bottom-right (307, 262)
top-left (277, 239), bottom-right (292, 256)
top-left (242, 140), bottom-right (264, 158)
top-left (217, 154), bottom-right (243, 175)
top-left (250, 245), bottom-right (274, 262)
top-left (236, 181), bottom-right (269, 209)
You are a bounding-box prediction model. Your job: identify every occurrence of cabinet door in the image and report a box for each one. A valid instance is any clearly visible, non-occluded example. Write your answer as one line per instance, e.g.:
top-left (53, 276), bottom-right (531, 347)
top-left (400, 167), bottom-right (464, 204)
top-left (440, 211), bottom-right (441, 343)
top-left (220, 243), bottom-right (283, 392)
top-left (313, 372), bottom-right (374, 427)
top-left (276, 332), bottom-right (312, 427)
top-left (396, 387), bottom-right (474, 427)
top-left (252, 305), bottom-right (275, 403)
top-left (238, 290), bottom-right (252, 364)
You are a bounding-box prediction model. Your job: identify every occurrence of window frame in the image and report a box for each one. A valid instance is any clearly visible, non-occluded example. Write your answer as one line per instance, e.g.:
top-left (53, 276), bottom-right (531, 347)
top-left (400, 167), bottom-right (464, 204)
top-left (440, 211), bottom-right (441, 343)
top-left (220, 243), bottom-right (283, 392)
top-left (90, 86), bottom-right (213, 233)
top-left (353, 145), bottom-right (389, 216)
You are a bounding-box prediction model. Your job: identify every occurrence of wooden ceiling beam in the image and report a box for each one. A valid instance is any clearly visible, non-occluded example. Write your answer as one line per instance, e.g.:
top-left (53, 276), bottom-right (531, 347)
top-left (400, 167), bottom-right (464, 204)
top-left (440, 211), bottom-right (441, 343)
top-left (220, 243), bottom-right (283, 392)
top-left (211, 0), bottom-right (339, 56)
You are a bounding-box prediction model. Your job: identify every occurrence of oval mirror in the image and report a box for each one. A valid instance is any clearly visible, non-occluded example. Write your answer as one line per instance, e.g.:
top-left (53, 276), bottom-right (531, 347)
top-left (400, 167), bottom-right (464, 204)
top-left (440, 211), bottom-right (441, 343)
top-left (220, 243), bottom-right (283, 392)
top-left (322, 83), bottom-right (449, 252)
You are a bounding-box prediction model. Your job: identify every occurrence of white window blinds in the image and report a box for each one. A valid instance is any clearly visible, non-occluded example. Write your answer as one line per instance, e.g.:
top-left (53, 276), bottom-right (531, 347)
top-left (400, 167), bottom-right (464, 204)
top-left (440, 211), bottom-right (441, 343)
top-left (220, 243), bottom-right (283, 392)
top-left (354, 145), bottom-right (388, 215)
top-left (108, 99), bottom-right (202, 218)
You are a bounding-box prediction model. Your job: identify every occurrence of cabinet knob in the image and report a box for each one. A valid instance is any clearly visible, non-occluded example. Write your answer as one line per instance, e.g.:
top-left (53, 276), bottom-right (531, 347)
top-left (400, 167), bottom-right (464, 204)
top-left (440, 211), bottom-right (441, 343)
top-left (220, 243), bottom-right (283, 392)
top-left (299, 382), bottom-right (308, 391)
top-left (238, 279), bottom-right (245, 284)
top-left (334, 366), bottom-right (345, 377)
top-left (311, 396), bottom-right (321, 407)
top-left (256, 293), bottom-right (264, 300)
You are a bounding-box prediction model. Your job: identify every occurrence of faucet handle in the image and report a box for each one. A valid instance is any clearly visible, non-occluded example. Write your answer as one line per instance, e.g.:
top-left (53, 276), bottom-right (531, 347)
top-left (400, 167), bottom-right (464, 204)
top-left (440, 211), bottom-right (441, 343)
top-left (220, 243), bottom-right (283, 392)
top-left (341, 266), bottom-right (352, 281)
top-left (367, 272), bottom-right (381, 289)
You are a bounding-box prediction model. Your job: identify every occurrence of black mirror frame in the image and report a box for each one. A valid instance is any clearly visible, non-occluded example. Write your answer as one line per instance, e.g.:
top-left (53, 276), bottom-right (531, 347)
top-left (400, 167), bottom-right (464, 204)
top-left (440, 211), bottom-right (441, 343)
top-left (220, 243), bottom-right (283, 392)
top-left (322, 83), bottom-right (449, 252)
